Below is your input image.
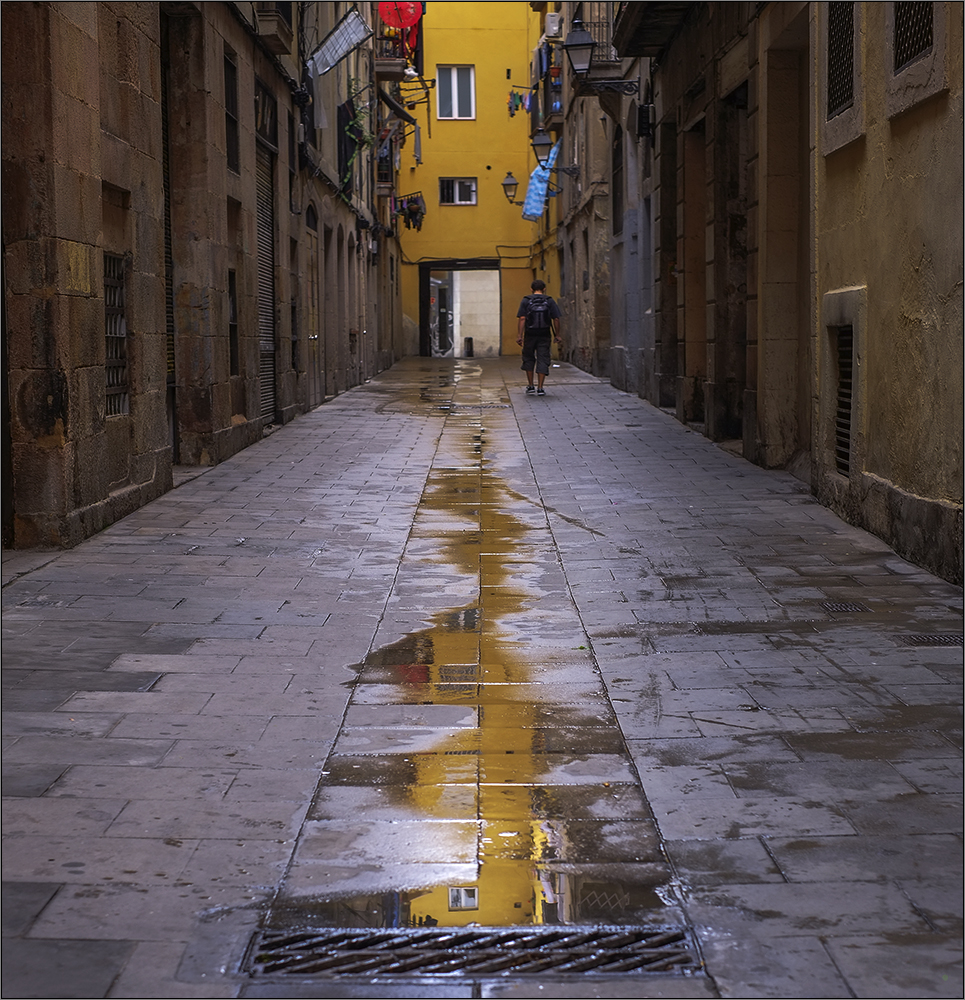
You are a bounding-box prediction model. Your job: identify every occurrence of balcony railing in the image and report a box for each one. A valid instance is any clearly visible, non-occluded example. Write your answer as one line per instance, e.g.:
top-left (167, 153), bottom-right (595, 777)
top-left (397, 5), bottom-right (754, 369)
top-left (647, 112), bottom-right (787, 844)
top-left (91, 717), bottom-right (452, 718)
top-left (583, 1), bottom-right (620, 64)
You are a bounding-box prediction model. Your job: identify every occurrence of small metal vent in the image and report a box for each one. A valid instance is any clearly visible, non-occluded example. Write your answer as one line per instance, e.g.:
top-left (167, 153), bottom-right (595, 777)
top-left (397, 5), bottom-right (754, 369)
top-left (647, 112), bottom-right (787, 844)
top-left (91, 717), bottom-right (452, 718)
top-left (822, 601), bottom-right (871, 613)
top-left (895, 633), bottom-right (963, 647)
top-left (246, 925), bottom-right (701, 979)
top-left (834, 325), bottom-right (854, 475)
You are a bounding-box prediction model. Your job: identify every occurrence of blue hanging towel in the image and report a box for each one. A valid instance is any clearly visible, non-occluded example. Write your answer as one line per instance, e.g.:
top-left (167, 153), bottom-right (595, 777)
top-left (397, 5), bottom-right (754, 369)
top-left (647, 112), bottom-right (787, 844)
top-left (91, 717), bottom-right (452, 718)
top-left (521, 141), bottom-right (560, 221)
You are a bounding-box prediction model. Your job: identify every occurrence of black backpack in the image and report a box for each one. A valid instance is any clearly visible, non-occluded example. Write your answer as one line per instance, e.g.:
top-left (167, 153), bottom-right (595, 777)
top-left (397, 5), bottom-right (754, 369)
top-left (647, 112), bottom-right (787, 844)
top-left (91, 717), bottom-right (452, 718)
top-left (525, 294), bottom-right (553, 331)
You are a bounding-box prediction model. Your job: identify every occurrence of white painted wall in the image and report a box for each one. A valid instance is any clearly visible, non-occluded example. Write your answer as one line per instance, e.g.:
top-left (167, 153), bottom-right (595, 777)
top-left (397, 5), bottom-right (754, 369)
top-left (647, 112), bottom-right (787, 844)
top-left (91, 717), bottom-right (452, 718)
top-left (452, 270), bottom-right (501, 357)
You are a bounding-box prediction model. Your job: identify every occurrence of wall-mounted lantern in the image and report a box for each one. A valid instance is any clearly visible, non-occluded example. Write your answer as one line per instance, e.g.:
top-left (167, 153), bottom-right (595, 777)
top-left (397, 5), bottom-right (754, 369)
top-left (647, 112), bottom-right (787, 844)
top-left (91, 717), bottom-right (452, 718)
top-left (562, 19), bottom-right (596, 76)
top-left (530, 129), bottom-right (579, 176)
top-left (501, 172), bottom-right (523, 205)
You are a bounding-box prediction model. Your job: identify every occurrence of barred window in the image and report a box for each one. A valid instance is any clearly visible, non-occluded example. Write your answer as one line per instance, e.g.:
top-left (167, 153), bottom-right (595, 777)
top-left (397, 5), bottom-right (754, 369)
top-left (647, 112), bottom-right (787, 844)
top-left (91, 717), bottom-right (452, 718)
top-left (104, 253), bottom-right (129, 417)
top-left (224, 53), bottom-right (239, 173)
top-left (827, 2), bottom-right (854, 119)
top-left (894, 2), bottom-right (933, 72)
top-left (440, 177), bottom-right (477, 205)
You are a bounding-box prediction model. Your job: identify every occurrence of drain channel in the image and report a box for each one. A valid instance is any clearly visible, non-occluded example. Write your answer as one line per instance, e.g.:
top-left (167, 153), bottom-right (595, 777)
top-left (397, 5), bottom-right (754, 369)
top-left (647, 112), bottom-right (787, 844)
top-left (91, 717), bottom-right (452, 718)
top-left (246, 925), bottom-right (701, 978)
top-left (894, 633), bottom-right (963, 646)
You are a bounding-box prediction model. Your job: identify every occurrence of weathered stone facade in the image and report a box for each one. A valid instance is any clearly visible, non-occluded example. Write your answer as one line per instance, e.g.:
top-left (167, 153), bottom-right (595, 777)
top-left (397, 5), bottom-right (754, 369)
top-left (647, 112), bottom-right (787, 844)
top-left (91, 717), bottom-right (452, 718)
top-left (569, 0), bottom-right (962, 583)
top-left (2, 2), bottom-right (409, 548)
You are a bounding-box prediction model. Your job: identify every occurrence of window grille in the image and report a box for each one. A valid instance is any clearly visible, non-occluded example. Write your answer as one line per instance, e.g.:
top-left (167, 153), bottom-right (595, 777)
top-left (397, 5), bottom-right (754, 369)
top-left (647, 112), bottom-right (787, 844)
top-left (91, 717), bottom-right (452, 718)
top-left (894, 2), bottom-right (933, 71)
top-left (224, 55), bottom-right (239, 173)
top-left (834, 325), bottom-right (854, 475)
top-left (104, 253), bottom-right (129, 416)
top-left (439, 178), bottom-right (477, 205)
top-left (827, 2), bottom-right (854, 119)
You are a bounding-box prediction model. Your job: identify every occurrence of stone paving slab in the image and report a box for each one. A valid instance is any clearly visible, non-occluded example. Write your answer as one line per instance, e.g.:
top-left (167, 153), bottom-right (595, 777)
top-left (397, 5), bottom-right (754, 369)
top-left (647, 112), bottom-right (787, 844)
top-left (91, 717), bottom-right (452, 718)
top-left (3, 357), bottom-right (962, 999)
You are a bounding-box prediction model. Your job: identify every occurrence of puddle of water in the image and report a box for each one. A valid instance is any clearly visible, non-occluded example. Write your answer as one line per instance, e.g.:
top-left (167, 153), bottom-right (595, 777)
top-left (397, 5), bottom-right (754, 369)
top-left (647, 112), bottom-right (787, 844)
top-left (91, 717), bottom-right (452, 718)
top-left (265, 379), bottom-right (676, 933)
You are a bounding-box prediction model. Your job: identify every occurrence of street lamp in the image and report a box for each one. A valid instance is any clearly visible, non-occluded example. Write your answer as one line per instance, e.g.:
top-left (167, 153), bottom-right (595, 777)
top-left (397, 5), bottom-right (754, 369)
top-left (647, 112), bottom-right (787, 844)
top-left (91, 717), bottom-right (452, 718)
top-left (501, 171), bottom-right (523, 205)
top-left (562, 16), bottom-right (639, 95)
top-left (530, 129), bottom-right (554, 167)
top-left (562, 19), bottom-right (596, 76)
top-left (530, 129), bottom-right (579, 176)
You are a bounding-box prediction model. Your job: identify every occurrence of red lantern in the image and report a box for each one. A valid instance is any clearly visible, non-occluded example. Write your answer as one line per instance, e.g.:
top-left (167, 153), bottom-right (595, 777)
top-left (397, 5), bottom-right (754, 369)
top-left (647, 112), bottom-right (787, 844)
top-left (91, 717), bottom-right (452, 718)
top-left (379, 2), bottom-right (422, 29)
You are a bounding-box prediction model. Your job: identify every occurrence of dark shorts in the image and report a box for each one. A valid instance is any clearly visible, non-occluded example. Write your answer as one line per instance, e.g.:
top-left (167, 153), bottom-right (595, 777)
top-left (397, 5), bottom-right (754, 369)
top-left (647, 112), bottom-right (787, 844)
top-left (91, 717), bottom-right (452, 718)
top-left (521, 332), bottom-right (552, 375)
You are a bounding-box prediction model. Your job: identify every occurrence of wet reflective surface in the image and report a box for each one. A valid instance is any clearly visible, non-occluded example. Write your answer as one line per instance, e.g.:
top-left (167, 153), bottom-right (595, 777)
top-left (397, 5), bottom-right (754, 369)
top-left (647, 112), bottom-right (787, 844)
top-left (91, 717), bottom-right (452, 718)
top-left (266, 365), bottom-right (677, 934)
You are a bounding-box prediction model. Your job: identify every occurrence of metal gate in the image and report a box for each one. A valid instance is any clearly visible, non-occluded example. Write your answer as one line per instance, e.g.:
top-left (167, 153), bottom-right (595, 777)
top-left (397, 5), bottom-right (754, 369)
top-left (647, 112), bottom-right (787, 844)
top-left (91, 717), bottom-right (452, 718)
top-left (256, 144), bottom-right (276, 421)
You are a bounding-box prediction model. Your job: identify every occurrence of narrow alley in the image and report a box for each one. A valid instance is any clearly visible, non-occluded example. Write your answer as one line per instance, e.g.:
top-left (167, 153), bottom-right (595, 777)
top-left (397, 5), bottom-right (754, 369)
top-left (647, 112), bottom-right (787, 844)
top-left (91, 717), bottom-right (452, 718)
top-left (3, 358), bottom-right (962, 999)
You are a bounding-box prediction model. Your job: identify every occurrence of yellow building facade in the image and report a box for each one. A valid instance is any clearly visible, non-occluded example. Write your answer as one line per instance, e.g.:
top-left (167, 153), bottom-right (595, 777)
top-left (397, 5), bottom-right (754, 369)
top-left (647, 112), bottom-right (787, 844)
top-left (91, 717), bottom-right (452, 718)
top-left (397, 2), bottom-right (557, 359)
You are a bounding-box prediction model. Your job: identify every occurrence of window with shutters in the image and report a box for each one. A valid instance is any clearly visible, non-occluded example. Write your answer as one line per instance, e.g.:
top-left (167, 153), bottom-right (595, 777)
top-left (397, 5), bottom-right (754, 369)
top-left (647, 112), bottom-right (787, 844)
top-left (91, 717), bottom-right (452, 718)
top-left (437, 66), bottom-right (475, 120)
top-left (104, 253), bottom-right (129, 416)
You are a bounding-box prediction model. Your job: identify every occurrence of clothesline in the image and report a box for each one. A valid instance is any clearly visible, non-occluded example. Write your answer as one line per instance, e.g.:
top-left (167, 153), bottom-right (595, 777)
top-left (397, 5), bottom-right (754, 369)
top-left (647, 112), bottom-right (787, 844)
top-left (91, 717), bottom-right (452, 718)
top-left (508, 88), bottom-right (536, 116)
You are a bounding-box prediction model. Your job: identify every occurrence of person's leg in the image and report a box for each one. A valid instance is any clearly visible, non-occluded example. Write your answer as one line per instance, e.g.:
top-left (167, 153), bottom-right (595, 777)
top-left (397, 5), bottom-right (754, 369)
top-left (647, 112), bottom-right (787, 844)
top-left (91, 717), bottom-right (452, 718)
top-left (534, 336), bottom-right (550, 393)
top-left (521, 335), bottom-right (536, 389)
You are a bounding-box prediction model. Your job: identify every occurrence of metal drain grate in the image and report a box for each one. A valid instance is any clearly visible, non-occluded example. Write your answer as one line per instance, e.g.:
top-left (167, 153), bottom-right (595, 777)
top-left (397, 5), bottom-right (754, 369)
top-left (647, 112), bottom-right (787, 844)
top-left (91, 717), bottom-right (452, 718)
top-left (246, 925), bottom-right (701, 979)
top-left (822, 601), bottom-right (871, 613)
top-left (437, 403), bottom-right (511, 411)
top-left (895, 633), bottom-right (964, 647)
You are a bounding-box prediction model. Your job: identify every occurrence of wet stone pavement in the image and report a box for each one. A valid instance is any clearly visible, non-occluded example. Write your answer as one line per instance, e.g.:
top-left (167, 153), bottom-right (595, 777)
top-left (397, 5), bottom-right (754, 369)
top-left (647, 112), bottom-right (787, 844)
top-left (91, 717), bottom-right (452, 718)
top-left (2, 357), bottom-right (962, 1000)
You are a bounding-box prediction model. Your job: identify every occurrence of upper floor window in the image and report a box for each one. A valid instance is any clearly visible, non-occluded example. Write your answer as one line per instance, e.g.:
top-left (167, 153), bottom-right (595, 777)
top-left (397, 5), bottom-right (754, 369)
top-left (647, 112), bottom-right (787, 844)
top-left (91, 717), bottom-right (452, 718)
top-left (894, 1), bottom-right (933, 71)
top-left (886, 2), bottom-right (946, 119)
top-left (440, 178), bottom-right (477, 205)
top-left (437, 66), bottom-right (475, 119)
top-left (826, 2), bottom-right (854, 119)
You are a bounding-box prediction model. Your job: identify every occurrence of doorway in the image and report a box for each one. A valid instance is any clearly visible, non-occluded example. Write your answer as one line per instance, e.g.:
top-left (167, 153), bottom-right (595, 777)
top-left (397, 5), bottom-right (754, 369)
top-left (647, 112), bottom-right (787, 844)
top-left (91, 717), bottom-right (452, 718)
top-left (420, 262), bottom-right (501, 358)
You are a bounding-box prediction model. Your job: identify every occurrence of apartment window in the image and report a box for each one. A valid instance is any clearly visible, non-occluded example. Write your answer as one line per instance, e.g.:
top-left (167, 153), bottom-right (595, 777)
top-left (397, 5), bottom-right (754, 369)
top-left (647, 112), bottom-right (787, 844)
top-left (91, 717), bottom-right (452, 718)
top-left (439, 177), bottom-right (477, 205)
top-left (820, 2), bottom-right (864, 154)
top-left (826, 2), bottom-right (854, 119)
top-left (104, 253), bottom-right (129, 416)
top-left (437, 66), bottom-right (475, 119)
top-left (224, 53), bottom-right (239, 173)
top-left (886, 2), bottom-right (945, 118)
top-left (894, 1), bottom-right (933, 70)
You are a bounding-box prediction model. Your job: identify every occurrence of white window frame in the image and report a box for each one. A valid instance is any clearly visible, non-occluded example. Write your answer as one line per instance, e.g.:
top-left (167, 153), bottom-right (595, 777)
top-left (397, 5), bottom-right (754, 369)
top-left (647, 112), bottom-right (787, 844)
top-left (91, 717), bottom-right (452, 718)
top-left (437, 65), bottom-right (475, 120)
top-left (448, 886), bottom-right (478, 910)
top-left (439, 177), bottom-right (477, 205)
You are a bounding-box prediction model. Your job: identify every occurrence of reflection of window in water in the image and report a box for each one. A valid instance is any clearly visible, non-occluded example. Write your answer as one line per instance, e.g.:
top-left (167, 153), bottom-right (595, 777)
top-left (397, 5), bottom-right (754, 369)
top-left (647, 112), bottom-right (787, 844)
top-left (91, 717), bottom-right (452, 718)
top-left (448, 886), bottom-right (478, 910)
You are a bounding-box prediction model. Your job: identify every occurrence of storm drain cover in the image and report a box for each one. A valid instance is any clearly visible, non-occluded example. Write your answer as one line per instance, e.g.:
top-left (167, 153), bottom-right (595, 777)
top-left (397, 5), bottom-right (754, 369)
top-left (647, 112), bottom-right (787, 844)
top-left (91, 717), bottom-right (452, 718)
top-left (245, 925), bottom-right (701, 979)
top-left (895, 633), bottom-right (964, 646)
top-left (822, 601), bottom-right (872, 613)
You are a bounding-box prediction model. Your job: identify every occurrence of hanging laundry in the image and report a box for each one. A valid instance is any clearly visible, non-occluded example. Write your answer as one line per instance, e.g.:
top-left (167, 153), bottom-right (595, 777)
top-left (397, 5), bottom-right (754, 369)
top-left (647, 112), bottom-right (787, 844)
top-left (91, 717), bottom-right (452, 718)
top-left (395, 191), bottom-right (426, 231)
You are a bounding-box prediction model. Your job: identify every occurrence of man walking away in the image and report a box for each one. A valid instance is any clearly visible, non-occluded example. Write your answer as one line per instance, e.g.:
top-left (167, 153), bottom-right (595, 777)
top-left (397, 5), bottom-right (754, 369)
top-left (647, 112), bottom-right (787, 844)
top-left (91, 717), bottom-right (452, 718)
top-left (516, 279), bottom-right (562, 395)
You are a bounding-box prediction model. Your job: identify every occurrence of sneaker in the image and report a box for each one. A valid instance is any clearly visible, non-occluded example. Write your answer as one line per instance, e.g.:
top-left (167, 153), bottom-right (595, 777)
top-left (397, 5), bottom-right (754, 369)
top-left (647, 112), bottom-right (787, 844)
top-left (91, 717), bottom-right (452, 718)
top-left (536, 387), bottom-right (545, 395)
top-left (525, 385), bottom-right (536, 393)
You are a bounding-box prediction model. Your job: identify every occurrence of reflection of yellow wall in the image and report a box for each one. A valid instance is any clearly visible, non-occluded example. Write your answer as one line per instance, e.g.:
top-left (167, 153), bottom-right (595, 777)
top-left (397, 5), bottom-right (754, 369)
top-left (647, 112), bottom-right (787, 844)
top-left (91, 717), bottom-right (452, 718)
top-left (403, 464), bottom-right (551, 927)
top-left (398, 2), bottom-right (546, 354)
